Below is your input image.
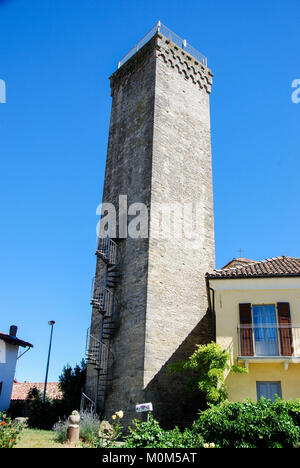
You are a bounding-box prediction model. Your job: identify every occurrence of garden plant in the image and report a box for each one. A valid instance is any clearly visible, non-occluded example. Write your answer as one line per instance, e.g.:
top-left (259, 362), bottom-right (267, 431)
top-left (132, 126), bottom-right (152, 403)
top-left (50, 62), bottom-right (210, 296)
top-left (0, 412), bottom-right (24, 448)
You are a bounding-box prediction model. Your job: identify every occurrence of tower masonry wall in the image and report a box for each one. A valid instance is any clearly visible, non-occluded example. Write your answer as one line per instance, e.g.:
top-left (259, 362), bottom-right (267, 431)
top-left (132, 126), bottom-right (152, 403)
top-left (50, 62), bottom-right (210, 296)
top-left (143, 35), bottom-right (215, 426)
top-left (88, 39), bottom-right (156, 426)
top-left (87, 33), bottom-right (215, 428)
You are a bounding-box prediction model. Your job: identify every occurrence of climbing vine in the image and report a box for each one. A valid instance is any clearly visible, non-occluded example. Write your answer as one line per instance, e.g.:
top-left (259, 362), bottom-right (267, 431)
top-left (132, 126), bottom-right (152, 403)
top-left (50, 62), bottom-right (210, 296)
top-left (167, 342), bottom-right (247, 404)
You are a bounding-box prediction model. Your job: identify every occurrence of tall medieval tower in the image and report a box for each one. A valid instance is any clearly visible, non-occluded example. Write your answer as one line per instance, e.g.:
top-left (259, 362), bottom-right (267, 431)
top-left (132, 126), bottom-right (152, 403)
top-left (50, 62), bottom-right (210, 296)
top-left (84, 23), bottom-right (215, 428)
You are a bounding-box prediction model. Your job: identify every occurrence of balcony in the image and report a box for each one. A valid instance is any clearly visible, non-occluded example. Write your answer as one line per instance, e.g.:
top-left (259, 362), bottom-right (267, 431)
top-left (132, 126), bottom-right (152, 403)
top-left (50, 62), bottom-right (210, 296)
top-left (237, 324), bottom-right (300, 369)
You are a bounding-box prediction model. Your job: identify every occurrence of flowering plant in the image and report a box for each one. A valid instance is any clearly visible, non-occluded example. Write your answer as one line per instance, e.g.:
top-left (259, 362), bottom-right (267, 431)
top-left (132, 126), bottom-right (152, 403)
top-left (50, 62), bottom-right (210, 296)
top-left (86, 410), bottom-right (124, 448)
top-left (0, 413), bottom-right (24, 448)
top-left (110, 410), bottom-right (123, 441)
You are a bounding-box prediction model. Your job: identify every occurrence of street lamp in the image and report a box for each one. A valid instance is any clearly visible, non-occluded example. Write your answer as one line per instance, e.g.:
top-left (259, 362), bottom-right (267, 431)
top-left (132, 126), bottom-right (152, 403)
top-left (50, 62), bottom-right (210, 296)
top-left (42, 320), bottom-right (55, 404)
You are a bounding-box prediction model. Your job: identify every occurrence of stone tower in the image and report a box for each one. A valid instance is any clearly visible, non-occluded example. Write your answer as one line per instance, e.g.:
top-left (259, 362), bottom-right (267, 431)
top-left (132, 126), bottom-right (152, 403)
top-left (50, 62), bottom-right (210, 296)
top-left (84, 22), bottom-right (215, 428)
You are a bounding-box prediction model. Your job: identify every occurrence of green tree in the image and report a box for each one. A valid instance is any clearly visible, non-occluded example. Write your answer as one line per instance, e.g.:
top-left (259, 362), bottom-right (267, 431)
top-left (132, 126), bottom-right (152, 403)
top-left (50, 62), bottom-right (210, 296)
top-left (59, 359), bottom-right (87, 413)
top-left (26, 360), bottom-right (87, 429)
top-left (167, 342), bottom-right (247, 404)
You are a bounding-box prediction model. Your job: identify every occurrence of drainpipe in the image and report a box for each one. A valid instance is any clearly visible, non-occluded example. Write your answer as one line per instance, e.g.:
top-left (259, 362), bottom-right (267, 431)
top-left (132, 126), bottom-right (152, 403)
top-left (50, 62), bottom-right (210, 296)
top-left (206, 276), bottom-right (216, 342)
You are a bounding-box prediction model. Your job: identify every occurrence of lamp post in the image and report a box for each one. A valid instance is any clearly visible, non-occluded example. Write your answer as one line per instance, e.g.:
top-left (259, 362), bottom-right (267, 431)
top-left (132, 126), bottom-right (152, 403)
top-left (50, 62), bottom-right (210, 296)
top-left (42, 320), bottom-right (55, 404)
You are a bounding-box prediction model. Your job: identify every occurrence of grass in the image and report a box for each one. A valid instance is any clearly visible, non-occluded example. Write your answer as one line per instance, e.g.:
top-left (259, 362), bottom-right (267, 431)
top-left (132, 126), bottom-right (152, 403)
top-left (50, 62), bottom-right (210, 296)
top-left (14, 428), bottom-right (81, 448)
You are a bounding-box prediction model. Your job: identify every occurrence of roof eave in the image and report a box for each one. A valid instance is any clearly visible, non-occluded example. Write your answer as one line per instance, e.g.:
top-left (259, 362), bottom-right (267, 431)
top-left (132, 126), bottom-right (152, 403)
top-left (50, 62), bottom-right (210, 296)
top-left (0, 334), bottom-right (33, 348)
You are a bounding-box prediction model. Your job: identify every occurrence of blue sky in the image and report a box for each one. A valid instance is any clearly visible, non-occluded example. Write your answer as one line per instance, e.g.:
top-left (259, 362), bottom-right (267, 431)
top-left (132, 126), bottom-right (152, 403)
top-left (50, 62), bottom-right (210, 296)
top-left (0, 0), bottom-right (299, 382)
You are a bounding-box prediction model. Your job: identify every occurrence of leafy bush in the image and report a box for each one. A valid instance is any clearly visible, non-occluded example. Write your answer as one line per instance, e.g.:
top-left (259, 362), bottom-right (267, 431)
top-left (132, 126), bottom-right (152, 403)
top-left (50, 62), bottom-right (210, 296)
top-left (192, 398), bottom-right (300, 448)
top-left (53, 410), bottom-right (100, 444)
top-left (122, 414), bottom-right (203, 448)
top-left (26, 387), bottom-right (63, 430)
top-left (0, 413), bottom-right (24, 448)
top-left (167, 342), bottom-right (247, 404)
top-left (281, 398), bottom-right (300, 427)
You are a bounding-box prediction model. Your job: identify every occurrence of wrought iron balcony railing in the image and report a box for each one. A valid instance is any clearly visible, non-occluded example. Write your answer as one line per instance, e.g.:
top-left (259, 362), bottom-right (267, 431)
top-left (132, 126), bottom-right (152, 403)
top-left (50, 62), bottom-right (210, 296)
top-left (237, 324), bottom-right (300, 358)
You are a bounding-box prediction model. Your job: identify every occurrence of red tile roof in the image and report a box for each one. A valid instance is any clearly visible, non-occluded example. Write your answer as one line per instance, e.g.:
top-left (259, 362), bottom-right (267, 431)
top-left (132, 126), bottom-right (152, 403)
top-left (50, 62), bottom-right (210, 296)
top-left (206, 256), bottom-right (300, 279)
top-left (11, 382), bottom-right (62, 401)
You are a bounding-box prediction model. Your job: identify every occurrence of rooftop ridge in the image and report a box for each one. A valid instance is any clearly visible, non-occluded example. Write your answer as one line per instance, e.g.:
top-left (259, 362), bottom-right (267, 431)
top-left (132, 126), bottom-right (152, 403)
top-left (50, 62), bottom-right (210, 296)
top-left (222, 257), bottom-right (256, 270)
top-left (206, 255), bottom-right (300, 279)
top-left (218, 255), bottom-right (300, 273)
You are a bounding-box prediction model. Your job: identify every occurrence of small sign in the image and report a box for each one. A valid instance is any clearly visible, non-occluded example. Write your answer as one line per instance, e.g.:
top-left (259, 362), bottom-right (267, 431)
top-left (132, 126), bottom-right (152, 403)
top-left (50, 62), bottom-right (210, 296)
top-left (136, 402), bottom-right (153, 413)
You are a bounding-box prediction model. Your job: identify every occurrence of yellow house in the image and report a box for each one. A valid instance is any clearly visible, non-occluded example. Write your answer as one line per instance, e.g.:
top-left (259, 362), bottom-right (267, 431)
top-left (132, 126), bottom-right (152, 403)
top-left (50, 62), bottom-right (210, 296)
top-left (206, 256), bottom-right (300, 402)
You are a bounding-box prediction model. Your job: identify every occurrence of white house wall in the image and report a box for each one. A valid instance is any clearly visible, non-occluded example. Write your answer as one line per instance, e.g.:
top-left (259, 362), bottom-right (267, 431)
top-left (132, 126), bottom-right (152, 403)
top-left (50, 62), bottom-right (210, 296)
top-left (0, 342), bottom-right (19, 412)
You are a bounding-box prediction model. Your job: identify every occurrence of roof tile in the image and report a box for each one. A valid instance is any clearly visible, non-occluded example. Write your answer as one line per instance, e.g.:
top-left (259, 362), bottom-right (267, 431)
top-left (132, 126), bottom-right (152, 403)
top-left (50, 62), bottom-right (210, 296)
top-left (206, 256), bottom-right (300, 279)
top-left (11, 382), bottom-right (62, 401)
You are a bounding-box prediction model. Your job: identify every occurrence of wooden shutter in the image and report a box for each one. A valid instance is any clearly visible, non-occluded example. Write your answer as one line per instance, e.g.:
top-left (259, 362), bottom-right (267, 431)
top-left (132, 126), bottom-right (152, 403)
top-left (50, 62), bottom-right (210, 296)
top-left (239, 303), bottom-right (253, 356)
top-left (277, 302), bottom-right (293, 356)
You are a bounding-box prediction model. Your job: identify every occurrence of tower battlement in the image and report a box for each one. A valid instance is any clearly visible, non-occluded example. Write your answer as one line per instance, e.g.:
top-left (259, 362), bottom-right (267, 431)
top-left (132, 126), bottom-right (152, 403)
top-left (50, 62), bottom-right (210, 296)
top-left (111, 30), bottom-right (213, 97)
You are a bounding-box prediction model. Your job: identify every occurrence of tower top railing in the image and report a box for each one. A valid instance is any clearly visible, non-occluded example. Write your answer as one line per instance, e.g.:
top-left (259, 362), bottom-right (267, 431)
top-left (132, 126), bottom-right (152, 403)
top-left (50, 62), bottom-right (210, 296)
top-left (117, 21), bottom-right (207, 69)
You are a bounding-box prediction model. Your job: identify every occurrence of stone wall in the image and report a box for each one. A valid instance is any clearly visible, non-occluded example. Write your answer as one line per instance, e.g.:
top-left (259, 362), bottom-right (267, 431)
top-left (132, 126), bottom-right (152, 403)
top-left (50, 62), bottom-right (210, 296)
top-left (87, 39), bottom-right (156, 427)
top-left (144, 34), bottom-right (215, 427)
top-left (86, 33), bottom-right (215, 428)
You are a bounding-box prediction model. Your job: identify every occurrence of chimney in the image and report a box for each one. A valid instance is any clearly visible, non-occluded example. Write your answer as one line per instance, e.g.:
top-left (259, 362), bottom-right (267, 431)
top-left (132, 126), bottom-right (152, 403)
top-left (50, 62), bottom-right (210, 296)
top-left (9, 325), bottom-right (18, 337)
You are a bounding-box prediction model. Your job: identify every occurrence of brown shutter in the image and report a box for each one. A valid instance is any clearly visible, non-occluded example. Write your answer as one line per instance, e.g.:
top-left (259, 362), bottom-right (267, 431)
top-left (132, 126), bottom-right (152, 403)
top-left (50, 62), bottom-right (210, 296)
top-left (239, 303), bottom-right (253, 356)
top-left (277, 302), bottom-right (293, 356)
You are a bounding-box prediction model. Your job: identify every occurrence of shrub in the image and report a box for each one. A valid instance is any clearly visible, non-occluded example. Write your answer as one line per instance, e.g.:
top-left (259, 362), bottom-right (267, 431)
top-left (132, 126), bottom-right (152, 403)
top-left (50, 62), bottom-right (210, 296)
top-left (192, 398), bottom-right (300, 448)
top-left (78, 411), bottom-right (101, 443)
top-left (0, 413), bottom-right (24, 448)
top-left (52, 417), bottom-right (69, 443)
top-left (167, 342), bottom-right (247, 405)
top-left (122, 414), bottom-right (203, 448)
top-left (26, 387), bottom-right (63, 430)
top-left (282, 399), bottom-right (300, 426)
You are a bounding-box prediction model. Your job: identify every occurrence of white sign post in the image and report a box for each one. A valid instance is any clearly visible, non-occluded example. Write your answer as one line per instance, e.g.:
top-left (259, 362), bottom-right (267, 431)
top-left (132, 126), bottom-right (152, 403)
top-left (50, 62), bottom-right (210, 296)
top-left (136, 402), bottom-right (153, 422)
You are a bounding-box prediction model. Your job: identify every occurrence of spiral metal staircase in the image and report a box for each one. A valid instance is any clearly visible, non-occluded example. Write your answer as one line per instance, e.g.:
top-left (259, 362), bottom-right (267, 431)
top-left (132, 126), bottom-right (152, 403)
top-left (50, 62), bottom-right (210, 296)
top-left (81, 238), bottom-right (121, 414)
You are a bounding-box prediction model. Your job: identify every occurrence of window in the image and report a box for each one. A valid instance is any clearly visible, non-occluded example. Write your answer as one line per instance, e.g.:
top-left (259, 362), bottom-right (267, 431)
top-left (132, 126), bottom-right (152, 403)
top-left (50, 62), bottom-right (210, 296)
top-left (256, 381), bottom-right (282, 401)
top-left (239, 302), bottom-right (293, 357)
top-left (253, 305), bottom-right (279, 356)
